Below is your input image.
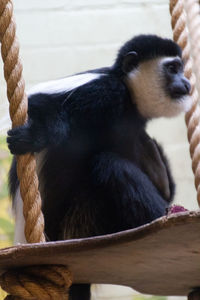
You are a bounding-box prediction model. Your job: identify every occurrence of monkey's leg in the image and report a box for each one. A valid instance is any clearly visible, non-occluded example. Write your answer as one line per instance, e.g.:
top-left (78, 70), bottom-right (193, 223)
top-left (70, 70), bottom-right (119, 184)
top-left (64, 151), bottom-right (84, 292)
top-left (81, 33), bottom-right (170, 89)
top-left (137, 131), bottom-right (175, 202)
top-left (69, 284), bottom-right (91, 300)
top-left (92, 152), bottom-right (169, 229)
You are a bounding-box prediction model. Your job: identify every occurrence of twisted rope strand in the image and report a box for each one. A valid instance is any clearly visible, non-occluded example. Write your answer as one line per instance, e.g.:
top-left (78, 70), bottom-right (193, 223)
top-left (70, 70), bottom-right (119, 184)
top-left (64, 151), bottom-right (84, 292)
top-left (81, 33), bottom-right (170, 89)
top-left (185, 0), bottom-right (200, 96)
top-left (170, 0), bottom-right (200, 206)
top-left (0, 0), bottom-right (45, 243)
top-left (184, 0), bottom-right (200, 193)
top-left (0, 266), bottom-right (72, 300)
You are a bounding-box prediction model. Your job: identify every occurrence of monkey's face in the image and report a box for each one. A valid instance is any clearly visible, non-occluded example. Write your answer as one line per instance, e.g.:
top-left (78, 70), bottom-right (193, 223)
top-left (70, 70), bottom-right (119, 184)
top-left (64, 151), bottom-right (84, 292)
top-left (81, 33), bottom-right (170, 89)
top-left (125, 56), bottom-right (191, 119)
top-left (161, 56), bottom-right (191, 96)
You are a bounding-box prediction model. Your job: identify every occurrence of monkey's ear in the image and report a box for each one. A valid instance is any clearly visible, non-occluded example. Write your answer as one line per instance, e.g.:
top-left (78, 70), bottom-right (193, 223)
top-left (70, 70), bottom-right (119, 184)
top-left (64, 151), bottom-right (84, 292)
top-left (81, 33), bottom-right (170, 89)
top-left (122, 51), bottom-right (139, 74)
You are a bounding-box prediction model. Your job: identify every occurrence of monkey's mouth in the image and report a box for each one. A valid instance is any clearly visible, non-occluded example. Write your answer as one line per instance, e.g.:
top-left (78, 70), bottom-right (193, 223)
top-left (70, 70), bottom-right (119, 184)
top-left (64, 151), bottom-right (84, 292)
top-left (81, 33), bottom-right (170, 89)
top-left (171, 90), bottom-right (190, 99)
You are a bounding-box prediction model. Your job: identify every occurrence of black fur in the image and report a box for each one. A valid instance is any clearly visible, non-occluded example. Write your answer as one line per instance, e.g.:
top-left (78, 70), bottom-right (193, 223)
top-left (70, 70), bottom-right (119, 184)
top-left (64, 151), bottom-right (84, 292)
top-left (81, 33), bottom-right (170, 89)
top-left (8, 35), bottom-right (180, 300)
top-left (114, 34), bottom-right (182, 76)
top-left (69, 284), bottom-right (91, 300)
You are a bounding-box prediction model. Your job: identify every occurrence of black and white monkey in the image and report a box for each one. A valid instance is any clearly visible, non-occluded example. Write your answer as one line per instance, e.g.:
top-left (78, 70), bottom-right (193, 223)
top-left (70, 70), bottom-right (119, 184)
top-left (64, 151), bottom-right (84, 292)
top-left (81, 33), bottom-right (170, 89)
top-left (8, 35), bottom-right (191, 300)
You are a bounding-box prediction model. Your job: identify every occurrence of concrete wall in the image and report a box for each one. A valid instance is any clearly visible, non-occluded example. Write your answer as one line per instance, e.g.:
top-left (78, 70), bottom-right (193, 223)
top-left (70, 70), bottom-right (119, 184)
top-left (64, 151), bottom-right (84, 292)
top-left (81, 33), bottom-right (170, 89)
top-left (0, 0), bottom-right (197, 298)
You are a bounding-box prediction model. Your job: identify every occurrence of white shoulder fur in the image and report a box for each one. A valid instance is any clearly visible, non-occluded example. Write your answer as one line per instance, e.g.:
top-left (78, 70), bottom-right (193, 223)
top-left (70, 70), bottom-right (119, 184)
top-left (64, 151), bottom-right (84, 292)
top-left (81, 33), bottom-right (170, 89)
top-left (28, 73), bottom-right (102, 96)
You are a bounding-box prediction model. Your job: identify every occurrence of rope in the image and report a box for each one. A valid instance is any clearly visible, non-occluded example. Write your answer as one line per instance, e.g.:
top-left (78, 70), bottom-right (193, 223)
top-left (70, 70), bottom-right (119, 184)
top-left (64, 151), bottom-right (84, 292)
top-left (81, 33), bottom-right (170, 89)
top-left (185, 0), bottom-right (200, 96)
top-left (0, 1), bottom-right (73, 299)
top-left (0, 266), bottom-right (72, 300)
top-left (0, 0), bottom-right (45, 243)
top-left (170, 0), bottom-right (200, 206)
top-left (184, 0), bottom-right (200, 200)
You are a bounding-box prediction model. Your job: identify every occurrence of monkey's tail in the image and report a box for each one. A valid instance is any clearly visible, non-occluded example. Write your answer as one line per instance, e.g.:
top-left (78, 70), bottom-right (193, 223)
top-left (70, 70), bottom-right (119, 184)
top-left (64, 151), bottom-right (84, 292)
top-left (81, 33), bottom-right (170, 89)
top-left (69, 284), bottom-right (91, 300)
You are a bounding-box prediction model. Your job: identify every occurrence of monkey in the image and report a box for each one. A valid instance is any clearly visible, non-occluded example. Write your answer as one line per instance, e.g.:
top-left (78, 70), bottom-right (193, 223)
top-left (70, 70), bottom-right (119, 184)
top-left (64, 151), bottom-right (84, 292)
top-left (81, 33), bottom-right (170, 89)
top-left (7, 35), bottom-right (191, 300)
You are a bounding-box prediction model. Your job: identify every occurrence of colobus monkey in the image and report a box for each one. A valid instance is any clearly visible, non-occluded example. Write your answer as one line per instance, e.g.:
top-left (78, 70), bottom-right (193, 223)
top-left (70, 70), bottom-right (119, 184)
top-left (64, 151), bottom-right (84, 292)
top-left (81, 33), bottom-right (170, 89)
top-left (8, 35), bottom-right (191, 300)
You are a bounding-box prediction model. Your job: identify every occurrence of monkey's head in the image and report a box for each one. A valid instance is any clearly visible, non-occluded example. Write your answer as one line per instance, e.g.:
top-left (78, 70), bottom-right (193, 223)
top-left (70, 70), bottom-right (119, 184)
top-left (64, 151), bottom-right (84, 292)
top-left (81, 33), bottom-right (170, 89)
top-left (114, 35), bottom-right (191, 119)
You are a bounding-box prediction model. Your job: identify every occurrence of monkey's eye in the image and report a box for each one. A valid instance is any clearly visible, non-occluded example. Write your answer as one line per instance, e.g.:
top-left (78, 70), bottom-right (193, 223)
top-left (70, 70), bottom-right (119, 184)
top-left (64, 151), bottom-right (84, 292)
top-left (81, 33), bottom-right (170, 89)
top-left (165, 60), bottom-right (183, 74)
top-left (168, 64), bottom-right (178, 74)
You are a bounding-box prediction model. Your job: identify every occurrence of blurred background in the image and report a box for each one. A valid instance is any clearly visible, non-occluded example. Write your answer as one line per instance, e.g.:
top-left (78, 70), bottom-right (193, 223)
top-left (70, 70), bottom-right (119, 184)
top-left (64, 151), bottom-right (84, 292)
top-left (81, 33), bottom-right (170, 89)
top-left (0, 0), bottom-right (198, 299)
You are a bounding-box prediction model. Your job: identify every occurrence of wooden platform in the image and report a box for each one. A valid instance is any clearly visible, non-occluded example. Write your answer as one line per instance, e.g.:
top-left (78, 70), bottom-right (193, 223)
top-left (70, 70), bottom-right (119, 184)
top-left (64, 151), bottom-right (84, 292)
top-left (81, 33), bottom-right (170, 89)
top-left (0, 210), bottom-right (199, 296)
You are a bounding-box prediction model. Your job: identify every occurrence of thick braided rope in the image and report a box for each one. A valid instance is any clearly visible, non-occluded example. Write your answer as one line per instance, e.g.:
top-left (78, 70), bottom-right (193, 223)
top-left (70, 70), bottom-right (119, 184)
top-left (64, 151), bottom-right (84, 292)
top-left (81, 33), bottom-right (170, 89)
top-left (0, 1), bottom-right (73, 299)
top-left (184, 0), bottom-right (200, 201)
top-left (185, 0), bottom-right (200, 96)
top-left (170, 0), bottom-right (200, 206)
top-left (0, 266), bottom-right (72, 300)
top-left (0, 0), bottom-right (45, 243)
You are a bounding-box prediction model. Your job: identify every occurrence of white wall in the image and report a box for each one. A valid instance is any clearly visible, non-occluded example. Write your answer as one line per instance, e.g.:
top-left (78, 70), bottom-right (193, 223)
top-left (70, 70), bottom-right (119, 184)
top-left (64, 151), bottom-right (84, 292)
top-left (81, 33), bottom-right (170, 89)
top-left (0, 0), bottom-right (197, 298)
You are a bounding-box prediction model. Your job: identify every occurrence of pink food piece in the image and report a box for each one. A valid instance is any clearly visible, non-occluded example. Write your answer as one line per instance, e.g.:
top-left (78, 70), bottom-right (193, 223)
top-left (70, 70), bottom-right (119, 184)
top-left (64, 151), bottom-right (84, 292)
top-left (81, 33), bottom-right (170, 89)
top-left (167, 205), bottom-right (188, 215)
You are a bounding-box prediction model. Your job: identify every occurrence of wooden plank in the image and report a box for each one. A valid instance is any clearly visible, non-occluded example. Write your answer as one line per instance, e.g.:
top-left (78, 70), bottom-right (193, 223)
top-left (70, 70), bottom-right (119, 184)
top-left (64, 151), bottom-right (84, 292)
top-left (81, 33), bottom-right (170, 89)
top-left (0, 211), bottom-right (199, 296)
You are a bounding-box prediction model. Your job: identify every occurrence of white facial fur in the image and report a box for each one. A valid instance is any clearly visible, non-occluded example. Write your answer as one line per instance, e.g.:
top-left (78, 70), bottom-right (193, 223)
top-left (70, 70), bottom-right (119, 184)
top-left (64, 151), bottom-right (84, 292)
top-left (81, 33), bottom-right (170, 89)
top-left (125, 57), bottom-right (191, 119)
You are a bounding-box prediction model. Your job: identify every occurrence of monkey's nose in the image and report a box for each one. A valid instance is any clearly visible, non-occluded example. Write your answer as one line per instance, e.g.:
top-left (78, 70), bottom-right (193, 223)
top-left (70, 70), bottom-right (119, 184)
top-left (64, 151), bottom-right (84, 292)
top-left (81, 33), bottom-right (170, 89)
top-left (182, 78), bottom-right (191, 94)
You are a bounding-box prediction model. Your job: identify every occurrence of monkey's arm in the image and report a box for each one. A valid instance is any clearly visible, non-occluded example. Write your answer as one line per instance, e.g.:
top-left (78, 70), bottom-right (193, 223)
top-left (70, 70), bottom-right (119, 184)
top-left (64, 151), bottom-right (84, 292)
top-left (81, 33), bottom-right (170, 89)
top-left (7, 76), bottom-right (127, 155)
top-left (92, 152), bottom-right (168, 229)
top-left (7, 93), bottom-right (69, 154)
top-left (137, 132), bottom-right (175, 203)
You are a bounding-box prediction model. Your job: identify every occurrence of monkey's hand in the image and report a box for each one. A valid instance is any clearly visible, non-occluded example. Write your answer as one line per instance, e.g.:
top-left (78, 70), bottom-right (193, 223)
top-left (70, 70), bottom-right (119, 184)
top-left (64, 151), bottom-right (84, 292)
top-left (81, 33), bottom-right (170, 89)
top-left (7, 125), bottom-right (46, 155)
top-left (138, 133), bottom-right (174, 202)
top-left (7, 117), bottom-right (69, 155)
